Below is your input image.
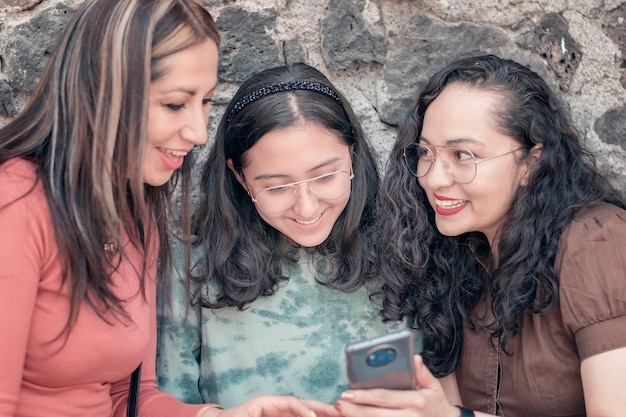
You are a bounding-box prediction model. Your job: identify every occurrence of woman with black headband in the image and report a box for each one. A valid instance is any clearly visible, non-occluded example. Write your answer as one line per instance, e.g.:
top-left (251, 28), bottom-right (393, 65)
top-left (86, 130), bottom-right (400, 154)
top-left (156, 63), bottom-right (421, 409)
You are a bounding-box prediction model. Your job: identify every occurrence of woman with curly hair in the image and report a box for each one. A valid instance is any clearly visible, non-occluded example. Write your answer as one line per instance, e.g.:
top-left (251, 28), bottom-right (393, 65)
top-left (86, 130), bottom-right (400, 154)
top-left (335, 55), bottom-right (626, 417)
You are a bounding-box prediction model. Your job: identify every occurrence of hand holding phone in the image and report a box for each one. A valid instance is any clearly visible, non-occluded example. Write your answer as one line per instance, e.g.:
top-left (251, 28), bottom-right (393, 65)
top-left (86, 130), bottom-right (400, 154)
top-left (345, 328), bottom-right (416, 390)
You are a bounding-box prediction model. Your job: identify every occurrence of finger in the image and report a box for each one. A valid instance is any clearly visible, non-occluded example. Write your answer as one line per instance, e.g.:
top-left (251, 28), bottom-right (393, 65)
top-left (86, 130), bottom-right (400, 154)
top-left (334, 399), bottom-right (406, 417)
top-left (250, 395), bottom-right (317, 417)
top-left (339, 387), bottom-right (421, 409)
top-left (413, 355), bottom-right (439, 391)
top-left (301, 399), bottom-right (341, 417)
top-left (278, 397), bottom-right (317, 417)
top-left (334, 399), bottom-right (372, 417)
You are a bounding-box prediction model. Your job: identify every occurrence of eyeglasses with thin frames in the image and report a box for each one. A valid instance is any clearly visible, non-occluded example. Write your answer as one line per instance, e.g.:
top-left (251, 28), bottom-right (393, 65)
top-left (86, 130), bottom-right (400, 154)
top-left (403, 143), bottom-right (522, 184)
top-left (249, 170), bottom-right (354, 213)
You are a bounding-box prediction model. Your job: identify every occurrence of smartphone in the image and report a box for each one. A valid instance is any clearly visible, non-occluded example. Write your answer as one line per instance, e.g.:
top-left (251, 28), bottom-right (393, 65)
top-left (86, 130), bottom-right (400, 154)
top-left (345, 328), bottom-right (416, 390)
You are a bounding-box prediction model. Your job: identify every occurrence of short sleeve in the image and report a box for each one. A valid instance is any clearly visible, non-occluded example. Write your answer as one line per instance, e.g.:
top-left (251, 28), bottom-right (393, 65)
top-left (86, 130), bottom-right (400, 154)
top-left (557, 204), bottom-right (626, 360)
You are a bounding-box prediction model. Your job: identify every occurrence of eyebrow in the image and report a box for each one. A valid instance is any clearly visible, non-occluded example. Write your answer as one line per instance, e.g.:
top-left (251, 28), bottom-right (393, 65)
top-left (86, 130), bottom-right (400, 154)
top-left (418, 135), bottom-right (487, 148)
top-left (252, 156), bottom-right (344, 181)
top-left (159, 84), bottom-right (217, 96)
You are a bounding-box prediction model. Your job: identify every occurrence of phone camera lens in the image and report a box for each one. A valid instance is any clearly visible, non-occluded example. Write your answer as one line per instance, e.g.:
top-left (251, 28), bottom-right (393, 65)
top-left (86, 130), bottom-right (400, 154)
top-left (366, 348), bottom-right (397, 367)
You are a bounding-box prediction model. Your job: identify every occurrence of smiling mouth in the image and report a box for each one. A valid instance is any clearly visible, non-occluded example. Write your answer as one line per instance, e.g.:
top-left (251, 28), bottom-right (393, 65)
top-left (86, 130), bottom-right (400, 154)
top-left (435, 198), bottom-right (467, 208)
top-left (160, 148), bottom-right (189, 160)
top-left (294, 214), bottom-right (322, 225)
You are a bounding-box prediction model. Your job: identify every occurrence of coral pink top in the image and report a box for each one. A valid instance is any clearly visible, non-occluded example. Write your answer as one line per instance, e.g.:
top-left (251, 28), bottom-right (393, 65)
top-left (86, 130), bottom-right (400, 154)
top-left (0, 158), bottom-right (210, 417)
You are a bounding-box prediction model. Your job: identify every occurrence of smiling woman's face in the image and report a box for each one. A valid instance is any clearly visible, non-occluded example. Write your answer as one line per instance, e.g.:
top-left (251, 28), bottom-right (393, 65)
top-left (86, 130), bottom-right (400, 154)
top-left (143, 39), bottom-right (219, 186)
top-left (234, 122), bottom-right (352, 247)
top-left (418, 83), bottom-right (530, 245)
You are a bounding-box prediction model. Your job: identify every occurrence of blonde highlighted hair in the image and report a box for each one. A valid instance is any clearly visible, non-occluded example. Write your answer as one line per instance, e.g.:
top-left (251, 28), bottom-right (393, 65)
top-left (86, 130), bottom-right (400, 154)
top-left (0, 0), bottom-right (219, 340)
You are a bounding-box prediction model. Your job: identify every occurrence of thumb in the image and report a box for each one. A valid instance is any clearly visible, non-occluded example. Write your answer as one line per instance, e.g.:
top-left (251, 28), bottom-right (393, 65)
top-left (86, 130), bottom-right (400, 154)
top-left (414, 354), bottom-right (439, 390)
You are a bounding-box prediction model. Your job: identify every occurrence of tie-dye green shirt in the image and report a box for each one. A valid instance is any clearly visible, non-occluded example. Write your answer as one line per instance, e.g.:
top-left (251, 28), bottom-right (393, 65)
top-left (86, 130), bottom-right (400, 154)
top-left (156, 244), bottom-right (422, 408)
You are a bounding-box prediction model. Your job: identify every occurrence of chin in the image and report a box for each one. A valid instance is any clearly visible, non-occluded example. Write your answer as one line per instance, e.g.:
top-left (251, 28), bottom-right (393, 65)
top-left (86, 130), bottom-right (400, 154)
top-left (143, 173), bottom-right (173, 186)
top-left (144, 179), bottom-right (169, 187)
top-left (434, 222), bottom-right (466, 237)
top-left (290, 232), bottom-right (332, 248)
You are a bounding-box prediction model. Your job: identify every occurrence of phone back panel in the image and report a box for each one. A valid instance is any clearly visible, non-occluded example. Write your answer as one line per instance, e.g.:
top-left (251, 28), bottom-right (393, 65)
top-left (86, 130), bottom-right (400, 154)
top-left (345, 329), bottom-right (415, 390)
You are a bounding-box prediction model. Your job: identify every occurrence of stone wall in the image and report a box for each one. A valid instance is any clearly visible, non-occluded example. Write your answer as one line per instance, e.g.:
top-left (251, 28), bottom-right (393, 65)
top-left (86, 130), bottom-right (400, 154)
top-left (1, 0), bottom-right (625, 192)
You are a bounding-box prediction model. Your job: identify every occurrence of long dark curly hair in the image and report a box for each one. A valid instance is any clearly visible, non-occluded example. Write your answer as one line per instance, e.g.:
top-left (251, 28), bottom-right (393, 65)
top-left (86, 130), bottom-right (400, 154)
top-left (377, 54), bottom-right (625, 377)
top-left (192, 63), bottom-right (380, 309)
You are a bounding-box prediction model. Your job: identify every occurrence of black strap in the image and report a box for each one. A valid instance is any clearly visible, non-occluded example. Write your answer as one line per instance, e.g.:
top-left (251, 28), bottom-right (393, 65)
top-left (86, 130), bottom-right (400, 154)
top-left (125, 194), bottom-right (143, 417)
top-left (127, 363), bottom-right (142, 417)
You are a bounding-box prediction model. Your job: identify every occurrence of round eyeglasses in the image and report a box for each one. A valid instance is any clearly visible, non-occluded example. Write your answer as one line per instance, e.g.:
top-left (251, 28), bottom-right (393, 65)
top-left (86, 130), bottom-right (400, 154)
top-left (403, 143), bottom-right (522, 184)
top-left (250, 170), bottom-right (354, 213)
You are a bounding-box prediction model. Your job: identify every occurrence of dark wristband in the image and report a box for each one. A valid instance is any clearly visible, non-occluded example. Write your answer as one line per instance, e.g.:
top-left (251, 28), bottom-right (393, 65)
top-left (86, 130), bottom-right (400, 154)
top-left (456, 405), bottom-right (476, 417)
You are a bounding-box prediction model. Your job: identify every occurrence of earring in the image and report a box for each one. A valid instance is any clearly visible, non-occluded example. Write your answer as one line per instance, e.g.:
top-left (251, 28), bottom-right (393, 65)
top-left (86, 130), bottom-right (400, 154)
top-left (104, 241), bottom-right (117, 255)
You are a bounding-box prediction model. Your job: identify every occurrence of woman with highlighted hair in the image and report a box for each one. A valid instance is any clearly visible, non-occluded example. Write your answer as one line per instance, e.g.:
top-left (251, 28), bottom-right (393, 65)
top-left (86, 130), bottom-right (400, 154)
top-left (0, 0), bottom-right (221, 416)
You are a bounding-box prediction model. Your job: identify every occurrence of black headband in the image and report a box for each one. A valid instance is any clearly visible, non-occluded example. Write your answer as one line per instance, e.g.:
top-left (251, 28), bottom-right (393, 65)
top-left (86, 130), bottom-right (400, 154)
top-left (226, 80), bottom-right (342, 122)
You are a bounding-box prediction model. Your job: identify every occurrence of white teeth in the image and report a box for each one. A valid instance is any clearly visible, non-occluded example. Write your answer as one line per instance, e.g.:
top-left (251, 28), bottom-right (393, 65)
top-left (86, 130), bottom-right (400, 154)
top-left (295, 215), bottom-right (321, 225)
top-left (162, 148), bottom-right (188, 157)
top-left (435, 199), bottom-right (466, 208)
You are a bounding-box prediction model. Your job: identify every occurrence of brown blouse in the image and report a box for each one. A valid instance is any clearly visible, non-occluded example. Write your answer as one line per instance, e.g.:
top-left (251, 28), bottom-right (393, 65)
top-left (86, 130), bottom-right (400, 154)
top-left (456, 203), bottom-right (626, 417)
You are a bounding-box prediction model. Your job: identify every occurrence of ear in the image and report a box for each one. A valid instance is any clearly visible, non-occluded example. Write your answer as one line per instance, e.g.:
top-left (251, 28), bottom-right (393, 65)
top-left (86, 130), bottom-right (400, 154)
top-left (520, 144), bottom-right (543, 187)
top-left (227, 159), bottom-right (249, 193)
